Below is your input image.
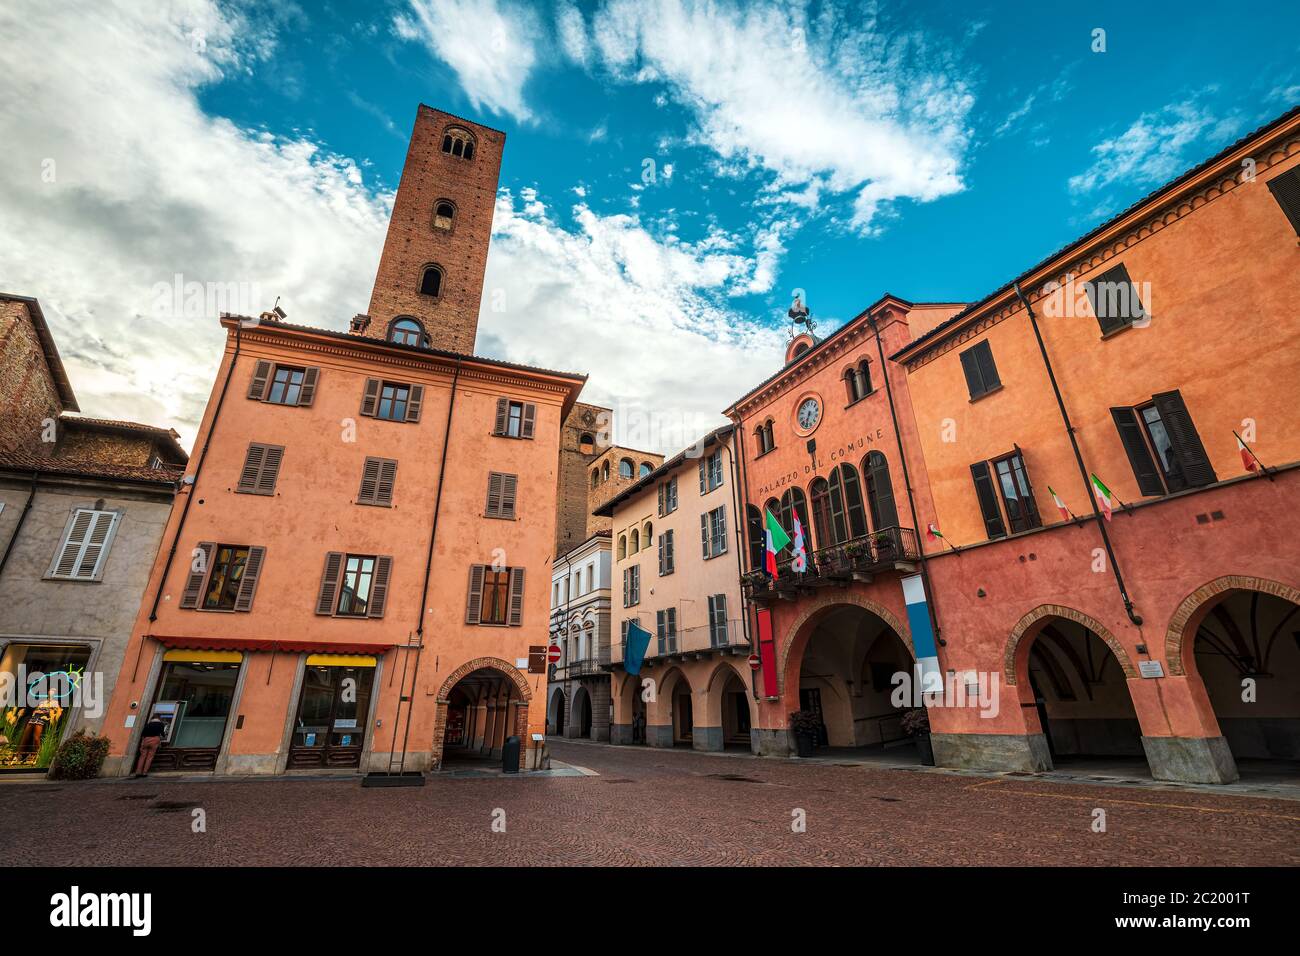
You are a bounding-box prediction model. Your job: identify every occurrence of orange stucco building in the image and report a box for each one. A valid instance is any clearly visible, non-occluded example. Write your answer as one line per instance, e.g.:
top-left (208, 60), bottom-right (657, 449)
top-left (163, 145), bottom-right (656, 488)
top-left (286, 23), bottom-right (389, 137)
top-left (723, 105), bottom-right (1300, 784)
top-left (99, 105), bottom-right (585, 777)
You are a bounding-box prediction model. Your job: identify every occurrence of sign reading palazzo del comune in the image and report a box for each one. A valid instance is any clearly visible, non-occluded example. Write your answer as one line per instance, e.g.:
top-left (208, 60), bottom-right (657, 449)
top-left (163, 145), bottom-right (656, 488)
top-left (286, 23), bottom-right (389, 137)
top-left (756, 427), bottom-right (886, 497)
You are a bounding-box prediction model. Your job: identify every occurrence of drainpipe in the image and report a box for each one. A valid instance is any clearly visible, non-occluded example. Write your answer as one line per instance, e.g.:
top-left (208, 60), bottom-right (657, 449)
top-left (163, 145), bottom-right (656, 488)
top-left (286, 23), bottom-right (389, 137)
top-left (1013, 281), bottom-right (1142, 626)
top-left (0, 470), bottom-right (39, 582)
top-left (720, 431), bottom-right (751, 652)
top-left (394, 358), bottom-right (462, 774)
top-left (868, 314), bottom-right (946, 648)
top-left (147, 318), bottom-right (244, 624)
top-left (730, 417), bottom-right (764, 701)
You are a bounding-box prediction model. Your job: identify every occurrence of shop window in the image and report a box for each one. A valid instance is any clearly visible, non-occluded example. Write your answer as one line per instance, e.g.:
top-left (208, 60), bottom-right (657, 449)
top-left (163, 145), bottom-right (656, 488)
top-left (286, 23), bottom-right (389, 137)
top-left (0, 643), bottom-right (91, 769)
top-left (289, 662), bottom-right (375, 768)
top-left (144, 653), bottom-right (242, 769)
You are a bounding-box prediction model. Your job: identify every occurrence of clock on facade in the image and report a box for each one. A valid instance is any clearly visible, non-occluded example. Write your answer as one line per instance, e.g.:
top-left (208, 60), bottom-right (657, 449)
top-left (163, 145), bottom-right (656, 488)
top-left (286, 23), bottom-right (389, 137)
top-left (795, 396), bottom-right (821, 433)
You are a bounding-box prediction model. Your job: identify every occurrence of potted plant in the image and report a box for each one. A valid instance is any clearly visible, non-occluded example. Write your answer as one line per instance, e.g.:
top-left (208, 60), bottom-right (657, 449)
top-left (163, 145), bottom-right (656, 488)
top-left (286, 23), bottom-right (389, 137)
top-left (874, 530), bottom-right (898, 562)
top-left (900, 707), bottom-right (934, 766)
top-left (48, 730), bottom-right (111, 780)
top-left (789, 710), bottom-right (821, 757)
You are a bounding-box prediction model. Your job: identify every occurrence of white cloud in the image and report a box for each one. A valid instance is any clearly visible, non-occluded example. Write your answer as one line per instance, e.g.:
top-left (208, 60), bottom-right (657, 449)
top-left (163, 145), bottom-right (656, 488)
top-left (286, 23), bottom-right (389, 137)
top-left (478, 192), bottom-right (787, 452)
top-left (1068, 100), bottom-right (1240, 195)
top-left (394, 0), bottom-right (541, 122)
top-left (0, 0), bottom-right (391, 446)
top-left (568, 0), bottom-right (974, 233)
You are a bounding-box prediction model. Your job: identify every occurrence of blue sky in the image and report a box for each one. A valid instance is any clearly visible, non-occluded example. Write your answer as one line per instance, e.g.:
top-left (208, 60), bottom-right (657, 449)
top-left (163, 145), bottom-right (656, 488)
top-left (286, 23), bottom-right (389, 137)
top-left (1, 0), bottom-right (1297, 450)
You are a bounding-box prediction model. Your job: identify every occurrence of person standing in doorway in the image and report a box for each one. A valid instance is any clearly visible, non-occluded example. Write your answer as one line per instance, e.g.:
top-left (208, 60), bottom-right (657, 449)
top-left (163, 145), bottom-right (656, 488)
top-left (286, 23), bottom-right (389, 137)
top-left (133, 715), bottom-right (167, 777)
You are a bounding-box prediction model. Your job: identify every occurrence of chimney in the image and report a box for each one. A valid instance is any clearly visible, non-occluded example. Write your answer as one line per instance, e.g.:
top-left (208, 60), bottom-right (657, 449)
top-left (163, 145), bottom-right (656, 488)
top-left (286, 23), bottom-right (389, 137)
top-left (349, 313), bottom-right (372, 335)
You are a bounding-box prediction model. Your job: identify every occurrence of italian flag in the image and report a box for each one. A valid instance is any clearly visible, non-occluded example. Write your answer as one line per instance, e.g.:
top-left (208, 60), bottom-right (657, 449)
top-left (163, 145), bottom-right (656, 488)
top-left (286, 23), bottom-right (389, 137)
top-left (791, 516), bottom-right (808, 573)
top-left (1237, 435), bottom-right (1258, 473)
top-left (1048, 486), bottom-right (1070, 522)
top-left (926, 522), bottom-right (944, 541)
top-left (763, 507), bottom-right (791, 576)
top-left (1090, 473), bottom-right (1114, 522)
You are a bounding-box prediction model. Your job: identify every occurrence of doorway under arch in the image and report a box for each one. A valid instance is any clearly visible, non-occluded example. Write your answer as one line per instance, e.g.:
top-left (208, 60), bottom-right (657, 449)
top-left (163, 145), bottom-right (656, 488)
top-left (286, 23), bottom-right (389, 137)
top-left (548, 685), bottom-right (566, 736)
top-left (434, 660), bottom-right (530, 771)
top-left (572, 684), bottom-right (594, 739)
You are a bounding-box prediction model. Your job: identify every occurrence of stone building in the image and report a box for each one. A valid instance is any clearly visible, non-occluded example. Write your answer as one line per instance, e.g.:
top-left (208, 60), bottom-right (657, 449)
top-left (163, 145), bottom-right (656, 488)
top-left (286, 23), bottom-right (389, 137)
top-left (0, 293), bottom-right (187, 771)
top-left (98, 105), bottom-right (585, 777)
top-left (547, 530), bottom-right (612, 741)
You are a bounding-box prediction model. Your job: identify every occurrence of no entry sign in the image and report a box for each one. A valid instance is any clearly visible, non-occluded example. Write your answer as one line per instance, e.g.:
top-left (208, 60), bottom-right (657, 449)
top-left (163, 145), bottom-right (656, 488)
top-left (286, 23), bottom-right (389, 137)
top-left (548, 643), bottom-right (562, 665)
top-left (748, 653), bottom-right (761, 670)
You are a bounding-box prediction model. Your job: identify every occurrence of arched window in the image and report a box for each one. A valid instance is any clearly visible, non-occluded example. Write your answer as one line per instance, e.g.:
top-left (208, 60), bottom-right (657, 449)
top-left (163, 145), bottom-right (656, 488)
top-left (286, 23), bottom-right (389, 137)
top-left (778, 488), bottom-right (810, 546)
top-left (754, 419), bottom-right (776, 456)
top-left (809, 477), bottom-right (837, 549)
top-left (618, 535), bottom-right (627, 560)
top-left (590, 468), bottom-right (599, 489)
top-left (388, 317), bottom-right (426, 347)
top-left (863, 451), bottom-right (899, 530)
top-left (832, 463), bottom-right (868, 539)
top-left (579, 433), bottom-right (595, 454)
top-left (856, 360), bottom-right (872, 397)
top-left (419, 265), bottom-right (443, 297)
top-left (765, 420), bottom-right (775, 451)
top-left (602, 461), bottom-right (610, 482)
top-left (844, 360), bottom-right (872, 403)
top-left (793, 342), bottom-right (810, 358)
top-left (433, 201), bottom-right (455, 231)
top-left (441, 127), bottom-right (475, 160)
top-left (619, 458), bottom-right (634, 479)
top-left (639, 462), bottom-right (652, 478)
top-left (643, 521), bottom-right (653, 542)
top-left (630, 528), bottom-right (640, 552)
top-left (746, 504), bottom-right (764, 571)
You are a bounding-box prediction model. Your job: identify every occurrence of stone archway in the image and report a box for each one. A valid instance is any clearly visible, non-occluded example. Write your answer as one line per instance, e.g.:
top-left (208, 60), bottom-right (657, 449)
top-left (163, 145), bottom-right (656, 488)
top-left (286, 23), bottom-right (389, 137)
top-left (777, 592), bottom-right (912, 698)
top-left (432, 657), bottom-right (532, 770)
top-left (1164, 575), bottom-right (1300, 676)
top-left (1005, 604), bottom-right (1136, 687)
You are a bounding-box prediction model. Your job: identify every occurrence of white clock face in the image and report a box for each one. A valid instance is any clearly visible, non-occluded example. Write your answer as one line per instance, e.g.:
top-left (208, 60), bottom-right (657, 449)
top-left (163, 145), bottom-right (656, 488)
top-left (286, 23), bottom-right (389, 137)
top-left (797, 397), bottom-right (820, 430)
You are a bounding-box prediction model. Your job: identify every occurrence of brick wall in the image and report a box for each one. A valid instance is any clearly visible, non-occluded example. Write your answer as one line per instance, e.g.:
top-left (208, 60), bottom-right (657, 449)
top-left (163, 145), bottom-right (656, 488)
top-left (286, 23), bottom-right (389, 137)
top-left (364, 106), bottom-right (504, 355)
top-left (0, 299), bottom-right (63, 456)
top-left (554, 402), bottom-right (610, 555)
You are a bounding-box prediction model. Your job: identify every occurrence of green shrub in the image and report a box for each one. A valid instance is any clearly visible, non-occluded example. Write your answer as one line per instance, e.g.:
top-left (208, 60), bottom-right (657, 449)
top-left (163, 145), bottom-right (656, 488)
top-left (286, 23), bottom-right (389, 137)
top-left (48, 730), bottom-right (111, 780)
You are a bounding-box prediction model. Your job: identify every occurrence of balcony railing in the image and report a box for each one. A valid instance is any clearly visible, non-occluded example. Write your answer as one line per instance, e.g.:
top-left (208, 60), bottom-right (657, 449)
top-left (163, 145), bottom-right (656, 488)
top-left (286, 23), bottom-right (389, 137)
top-left (611, 617), bottom-right (750, 665)
top-left (743, 526), bottom-right (919, 600)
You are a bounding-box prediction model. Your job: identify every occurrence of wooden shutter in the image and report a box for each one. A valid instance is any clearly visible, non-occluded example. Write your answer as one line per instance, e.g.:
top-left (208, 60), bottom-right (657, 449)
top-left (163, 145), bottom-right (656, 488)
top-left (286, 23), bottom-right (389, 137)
top-left (357, 458), bottom-right (380, 504)
top-left (486, 472), bottom-right (503, 517)
top-left (622, 568), bottom-right (628, 607)
top-left (657, 483), bottom-right (665, 516)
top-left (1266, 168), bottom-right (1300, 236)
top-left (1111, 407), bottom-right (1165, 496)
top-left (499, 473), bottom-right (517, 518)
top-left (959, 347), bottom-right (982, 398)
top-left (508, 567), bottom-right (525, 625)
top-left (630, 566), bottom-right (638, 604)
top-left (238, 443), bottom-right (282, 495)
top-left (368, 556), bottom-right (392, 618)
top-left (315, 551), bottom-right (344, 615)
top-left (51, 509), bottom-right (93, 578)
top-left (51, 509), bottom-right (118, 580)
top-left (715, 508), bottom-right (727, 554)
top-left (405, 384), bottom-right (424, 423)
top-left (521, 403), bottom-right (536, 439)
top-left (493, 398), bottom-right (509, 435)
top-left (360, 378), bottom-right (381, 417)
top-left (698, 458), bottom-right (707, 494)
top-left (1153, 390), bottom-right (1217, 488)
top-left (298, 367), bottom-right (319, 406)
top-left (76, 511), bottom-right (118, 579)
top-left (976, 342), bottom-right (1000, 391)
top-left (248, 360), bottom-right (272, 400)
top-left (657, 534), bottom-right (665, 575)
top-left (465, 564), bottom-right (486, 623)
top-left (233, 545), bottom-right (266, 611)
top-left (1088, 264), bottom-right (1142, 334)
top-left (375, 459), bottom-right (397, 505)
top-left (665, 530), bottom-right (674, 572)
top-left (179, 541), bottom-right (216, 608)
top-left (969, 462), bottom-right (1007, 539)
top-left (700, 512), bottom-right (710, 557)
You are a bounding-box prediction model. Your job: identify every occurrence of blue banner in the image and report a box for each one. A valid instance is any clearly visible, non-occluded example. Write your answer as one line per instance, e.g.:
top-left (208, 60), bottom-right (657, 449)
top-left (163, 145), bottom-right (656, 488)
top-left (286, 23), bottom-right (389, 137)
top-left (624, 621), bottom-right (652, 676)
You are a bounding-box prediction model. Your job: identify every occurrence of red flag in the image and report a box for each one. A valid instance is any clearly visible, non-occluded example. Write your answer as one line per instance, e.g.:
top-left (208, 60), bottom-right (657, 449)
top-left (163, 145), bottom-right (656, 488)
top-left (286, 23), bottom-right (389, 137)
top-left (1237, 435), bottom-right (1258, 473)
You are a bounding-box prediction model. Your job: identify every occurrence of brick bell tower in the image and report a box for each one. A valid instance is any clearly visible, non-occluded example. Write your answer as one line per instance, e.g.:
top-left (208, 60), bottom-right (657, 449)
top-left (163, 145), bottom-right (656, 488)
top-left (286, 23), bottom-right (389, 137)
top-left (361, 104), bottom-right (505, 354)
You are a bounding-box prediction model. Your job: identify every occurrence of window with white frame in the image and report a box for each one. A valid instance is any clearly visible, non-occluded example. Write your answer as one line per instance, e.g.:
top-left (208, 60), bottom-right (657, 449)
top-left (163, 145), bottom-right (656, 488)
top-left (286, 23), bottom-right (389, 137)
top-left (47, 508), bottom-right (121, 581)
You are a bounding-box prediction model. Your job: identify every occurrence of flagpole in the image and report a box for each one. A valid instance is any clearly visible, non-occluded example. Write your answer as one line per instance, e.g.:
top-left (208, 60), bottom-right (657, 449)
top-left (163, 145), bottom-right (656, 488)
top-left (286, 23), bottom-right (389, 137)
top-left (1233, 430), bottom-right (1274, 482)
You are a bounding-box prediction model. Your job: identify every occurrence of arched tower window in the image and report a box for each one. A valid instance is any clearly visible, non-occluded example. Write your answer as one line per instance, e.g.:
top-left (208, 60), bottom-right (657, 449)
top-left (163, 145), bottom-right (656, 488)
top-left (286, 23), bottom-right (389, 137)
top-left (419, 265), bottom-right (444, 298)
top-left (619, 458), bottom-right (634, 479)
top-left (590, 468), bottom-right (599, 489)
top-left (579, 433), bottom-right (595, 455)
top-left (630, 528), bottom-right (640, 552)
top-left (388, 317), bottom-right (426, 347)
top-left (441, 127), bottom-right (476, 160)
top-left (433, 200), bottom-right (455, 231)
top-left (639, 462), bottom-right (652, 478)
top-left (602, 461), bottom-right (610, 482)
top-left (617, 535), bottom-right (627, 560)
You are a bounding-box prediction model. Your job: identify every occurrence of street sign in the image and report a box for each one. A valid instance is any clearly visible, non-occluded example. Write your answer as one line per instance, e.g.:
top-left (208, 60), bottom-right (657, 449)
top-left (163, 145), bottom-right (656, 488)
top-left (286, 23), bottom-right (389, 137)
top-left (748, 653), bottom-right (761, 670)
top-left (548, 643), bottom-right (562, 665)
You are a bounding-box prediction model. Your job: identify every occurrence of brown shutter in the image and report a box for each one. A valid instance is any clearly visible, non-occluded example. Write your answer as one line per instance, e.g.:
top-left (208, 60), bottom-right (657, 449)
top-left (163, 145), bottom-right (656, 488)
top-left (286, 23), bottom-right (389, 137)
top-left (360, 378), bottom-right (381, 417)
top-left (405, 384), bottom-right (424, 423)
top-left (238, 444), bottom-right (265, 492)
top-left (256, 445), bottom-right (283, 495)
top-left (298, 367), bottom-right (319, 406)
top-left (493, 398), bottom-right (509, 435)
top-left (233, 546), bottom-right (266, 611)
top-left (1153, 390), bottom-right (1217, 488)
top-left (179, 541), bottom-right (216, 609)
top-left (1111, 407), bottom-right (1165, 496)
top-left (315, 551), bottom-right (344, 615)
top-left (508, 567), bottom-right (525, 625)
top-left (500, 474), bottom-right (517, 519)
top-left (521, 403), bottom-right (536, 439)
top-left (970, 462), bottom-right (1007, 539)
top-left (465, 564), bottom-right (486, 624)
top-left (485, 472), bottom-right (503, 516)
top-left (248, 360), bottom-right (272, 400)
top-left (368, 556), bottom-right (392, 618)
top-left (375, 459), bottom-right (397, 505)
top-left (1266, 168), bottom-right (1300, 236)
top-left (357, 458), bottom-right (381, 504)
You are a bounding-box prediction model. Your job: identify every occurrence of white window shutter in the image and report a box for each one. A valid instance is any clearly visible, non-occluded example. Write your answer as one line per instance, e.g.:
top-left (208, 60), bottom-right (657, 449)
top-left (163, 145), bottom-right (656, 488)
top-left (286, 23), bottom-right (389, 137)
top-left (50, 509), bottom-right (120, 581)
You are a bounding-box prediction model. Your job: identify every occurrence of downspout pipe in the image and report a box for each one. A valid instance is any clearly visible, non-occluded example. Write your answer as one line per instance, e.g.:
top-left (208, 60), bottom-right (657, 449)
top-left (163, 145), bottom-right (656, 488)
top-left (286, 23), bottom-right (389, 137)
top-left (0, 470), bottom-right (39, 582)
top-left (730, 416), bottom-right (764, 701)
top-left (1013, 281), bottom-right (1142, 626)
top-left (868, 315), bottom-right (945, 647)
top-left (148, 318), bottom-right (244, 623)
top-left (720, 432), bottom-right (751, 649)
top-left (397, 358), bottom-right (462, 774)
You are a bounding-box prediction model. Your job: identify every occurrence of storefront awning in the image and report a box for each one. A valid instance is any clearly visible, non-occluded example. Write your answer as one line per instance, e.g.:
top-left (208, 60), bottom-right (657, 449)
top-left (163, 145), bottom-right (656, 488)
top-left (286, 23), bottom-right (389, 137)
top-left (151, 635), bottom-right (396, 657)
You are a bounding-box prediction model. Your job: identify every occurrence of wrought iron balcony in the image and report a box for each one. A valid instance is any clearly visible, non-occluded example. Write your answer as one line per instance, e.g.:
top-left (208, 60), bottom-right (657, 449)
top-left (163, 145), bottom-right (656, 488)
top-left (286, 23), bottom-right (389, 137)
top-left (743, 526), bottom-right (919, 601)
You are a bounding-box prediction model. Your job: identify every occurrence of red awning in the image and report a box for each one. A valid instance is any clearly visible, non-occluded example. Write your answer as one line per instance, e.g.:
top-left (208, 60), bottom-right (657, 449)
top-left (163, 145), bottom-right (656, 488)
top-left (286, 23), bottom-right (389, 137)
top-left (150, 635), bottom-right (397, 656)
